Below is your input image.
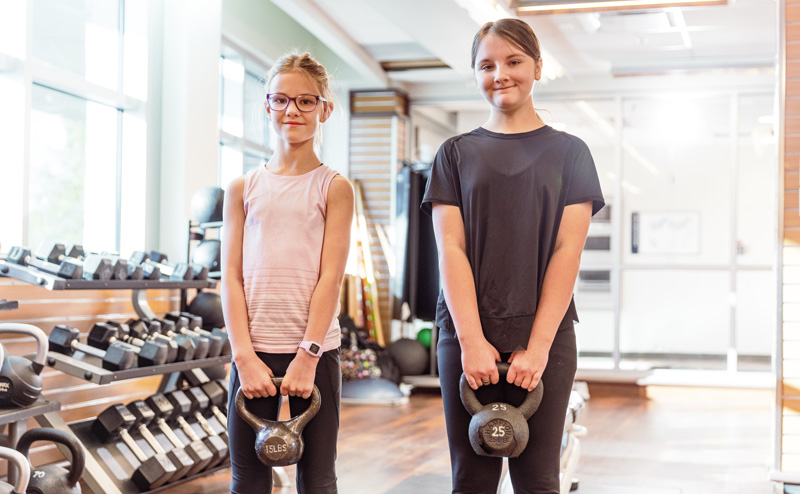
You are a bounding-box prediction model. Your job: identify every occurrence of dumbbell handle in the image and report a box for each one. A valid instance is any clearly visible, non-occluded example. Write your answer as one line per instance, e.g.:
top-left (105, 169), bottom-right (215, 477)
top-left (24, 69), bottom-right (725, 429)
top-left (110, 335), bottom-right (148, 351)
top-left (119, 428), bottom-right (150, 463)
top-left (194, 412), bottom-right (219, 437)
top-left (210, 405), bottom-right (227, 429)
top-left (175, 416), bottom-right (202, 442)
top-left (71, 339), bottom-right (109, 360)
top-left (154, 418), bottom-right (186, 450)
top-left (137, 424), bottom-right (168, 455)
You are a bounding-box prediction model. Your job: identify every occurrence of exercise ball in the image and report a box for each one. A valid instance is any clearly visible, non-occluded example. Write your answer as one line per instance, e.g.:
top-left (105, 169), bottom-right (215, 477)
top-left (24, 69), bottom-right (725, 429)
top-left (416, 327), bottom-right (432, 349)
top-left (187, 291), bottom-right (225, 329)
top-left (192, 239), bottom-right (221, 274)
top-left (190, 186), bottom-right (225, 224)
top-left (387, 338), bottom-right (429, 377)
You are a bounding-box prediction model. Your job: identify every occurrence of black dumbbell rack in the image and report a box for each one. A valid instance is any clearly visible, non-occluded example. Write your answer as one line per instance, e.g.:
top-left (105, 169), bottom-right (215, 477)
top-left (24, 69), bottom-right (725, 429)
top-left (1, 260), bottom-right (232, 493)
top-left (67, 411), bottom-right (229, 494)
top-left (0, 300), bottom-right (63, 485)
top-left (36, 353), bottom-right (231, 494)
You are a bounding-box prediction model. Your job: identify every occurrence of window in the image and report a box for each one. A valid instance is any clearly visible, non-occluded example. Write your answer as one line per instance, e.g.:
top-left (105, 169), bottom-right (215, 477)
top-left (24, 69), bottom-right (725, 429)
top-left (0, 0), bottom-right (149, 255)
top-left (219, 40), bottom-right (272, 187)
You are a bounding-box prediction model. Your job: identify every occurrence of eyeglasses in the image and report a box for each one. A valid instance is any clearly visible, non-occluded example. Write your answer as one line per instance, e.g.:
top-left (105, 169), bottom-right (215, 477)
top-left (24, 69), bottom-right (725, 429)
top-left (265, 93), bottom-right (327, 112)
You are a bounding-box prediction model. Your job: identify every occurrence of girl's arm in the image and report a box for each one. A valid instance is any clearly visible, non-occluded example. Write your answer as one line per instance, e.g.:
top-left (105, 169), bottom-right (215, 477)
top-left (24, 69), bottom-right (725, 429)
top-left (220, 176), bottom-right (278, 399)
top-left (431, 203), bottom-right (501, 390)
top-left (507, 201), bottom-right (593, 391)
top-left (281, 176), bottom-right (354, 399)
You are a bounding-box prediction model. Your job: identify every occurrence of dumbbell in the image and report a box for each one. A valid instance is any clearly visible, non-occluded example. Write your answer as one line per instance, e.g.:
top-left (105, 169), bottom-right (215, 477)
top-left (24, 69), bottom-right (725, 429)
top-left (132, 318), bottom-right (201, 360)
top-left (149, 318), bottom-right (210, 359)
top-left (5, 246), bottom-right (110, 281)
top-left (173, 312), bottom-right (231, 355)
top-left (145, 393), bottom-right (213, 476)
top-left (169, 312), bottom-right (231, 355)
top-left (163, 313), bottom-right (224, 358)
top-left (48, 325), bottom-right (137, 371)
top-left (185, 386), bottom-right (229, 448)
top-left (87, 322), bottom-right (169, 367)
top-left (126, 400), bottom-right (194, 481)
top-left (36, 243), bottom-right (114, 281)
top-left (201, 380), bottom-right (229, 429)
top-left (125, 319), bottom-right (183, 363)
top-left (151, 251), bottom-right (210, 281)
top-left (129, 251), bottom-right (204, 281)
top-left (92, 404), bottom-right (177, 490)
top-left (166, 390), bottom-right (228, 469)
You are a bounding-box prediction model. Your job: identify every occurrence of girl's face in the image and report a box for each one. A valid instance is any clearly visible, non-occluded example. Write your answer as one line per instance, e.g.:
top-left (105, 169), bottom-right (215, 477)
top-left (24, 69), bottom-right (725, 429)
top-left (265, 71), bottom-right (332, 145)
top-left (474, 34), bottom-right (542, 113)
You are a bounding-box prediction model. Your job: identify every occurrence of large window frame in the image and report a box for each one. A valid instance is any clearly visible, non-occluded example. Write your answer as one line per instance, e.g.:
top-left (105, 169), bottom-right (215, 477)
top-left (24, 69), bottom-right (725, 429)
top-left (218, 36), bottom-right (273, 188)
top-left (0, 0), bottom-right (148, 254)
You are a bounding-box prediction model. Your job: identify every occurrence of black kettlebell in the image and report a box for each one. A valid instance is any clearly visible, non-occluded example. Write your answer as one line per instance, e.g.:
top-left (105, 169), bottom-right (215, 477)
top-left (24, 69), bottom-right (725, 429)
top-left (236, 380), bottom-right (321, 467)
top-left (0, 446), bottom-right (30, 494)
top-left (459, 362), bottom-right (544, 458)
top-left (0, 323), bottom-right (48, 407)
top-left (16, 427), bottom-right (85, 494)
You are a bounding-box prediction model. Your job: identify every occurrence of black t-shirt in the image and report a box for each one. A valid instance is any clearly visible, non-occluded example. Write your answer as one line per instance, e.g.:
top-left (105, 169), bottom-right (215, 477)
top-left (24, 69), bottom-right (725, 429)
top-left (421, 125), bottom-right (605, 352)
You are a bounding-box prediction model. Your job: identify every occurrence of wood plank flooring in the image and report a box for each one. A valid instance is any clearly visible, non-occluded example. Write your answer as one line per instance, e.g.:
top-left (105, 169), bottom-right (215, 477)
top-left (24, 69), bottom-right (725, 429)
top-left (156, 384), bottom-right (774, 494)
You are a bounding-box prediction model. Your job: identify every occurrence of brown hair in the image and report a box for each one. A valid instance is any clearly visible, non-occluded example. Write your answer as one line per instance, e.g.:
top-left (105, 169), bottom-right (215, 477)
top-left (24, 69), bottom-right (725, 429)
top-left (470, 18), bottom-right (541, 70)
top-left (265, 51), bottom-right (332, 107)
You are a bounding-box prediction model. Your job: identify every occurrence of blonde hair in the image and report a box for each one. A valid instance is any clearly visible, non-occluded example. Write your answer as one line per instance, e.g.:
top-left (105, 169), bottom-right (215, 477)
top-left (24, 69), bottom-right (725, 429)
top-left (265, 51), bottom-right (332, 108)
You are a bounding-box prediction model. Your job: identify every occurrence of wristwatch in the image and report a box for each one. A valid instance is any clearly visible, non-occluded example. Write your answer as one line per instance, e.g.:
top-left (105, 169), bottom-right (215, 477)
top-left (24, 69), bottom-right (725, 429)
top-left (297, 341), bottom-right (323, 358)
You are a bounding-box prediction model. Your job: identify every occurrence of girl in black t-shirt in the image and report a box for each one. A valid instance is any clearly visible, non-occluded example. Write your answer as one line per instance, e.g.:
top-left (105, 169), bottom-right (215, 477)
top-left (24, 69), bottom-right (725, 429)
top-left (422, 18), bottom-right (604, 494)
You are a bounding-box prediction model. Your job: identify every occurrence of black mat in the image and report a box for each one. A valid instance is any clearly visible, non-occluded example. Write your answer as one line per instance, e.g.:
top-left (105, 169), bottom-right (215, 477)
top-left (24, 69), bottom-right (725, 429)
top-left (384, 474), bottom-right (451, 494)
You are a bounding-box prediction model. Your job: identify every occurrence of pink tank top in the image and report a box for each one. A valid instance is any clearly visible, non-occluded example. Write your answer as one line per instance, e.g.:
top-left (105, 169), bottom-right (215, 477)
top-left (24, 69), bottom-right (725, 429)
top-left (241, 164), bottom-right (341, 353)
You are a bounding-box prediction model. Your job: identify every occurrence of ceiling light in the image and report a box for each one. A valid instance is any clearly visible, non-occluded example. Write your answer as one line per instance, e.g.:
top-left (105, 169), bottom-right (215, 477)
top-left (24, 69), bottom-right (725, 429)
top-left (517, 0), bottom-right (725, 15)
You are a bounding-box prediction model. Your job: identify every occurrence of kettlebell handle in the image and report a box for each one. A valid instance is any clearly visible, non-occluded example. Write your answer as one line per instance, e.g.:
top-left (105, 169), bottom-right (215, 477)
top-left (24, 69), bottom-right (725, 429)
top-left (0, 446), bottom-right (29, 494)
top-left (0, 323), bottom-right (48, 371)
top-left (236, 379), bottom-right (321, 433)
top-left (459, 362), bottom-right (545, 420)
top-left (16, 428), bottom-right (85, 488)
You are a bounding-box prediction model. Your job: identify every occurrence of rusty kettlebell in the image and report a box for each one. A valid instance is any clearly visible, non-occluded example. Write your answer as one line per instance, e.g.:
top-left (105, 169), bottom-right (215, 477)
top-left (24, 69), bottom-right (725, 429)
top-left (459, 362), bottom-right (544, 458)
top-left (236, 379), bottom-right (321, 467)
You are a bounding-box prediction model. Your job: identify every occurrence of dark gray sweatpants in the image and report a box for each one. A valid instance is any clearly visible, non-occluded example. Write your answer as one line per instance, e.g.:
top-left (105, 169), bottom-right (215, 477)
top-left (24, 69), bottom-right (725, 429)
top-left (227, 349), bottom-right (341, 494)
top-left (437, 326), bottom-right (577, 494)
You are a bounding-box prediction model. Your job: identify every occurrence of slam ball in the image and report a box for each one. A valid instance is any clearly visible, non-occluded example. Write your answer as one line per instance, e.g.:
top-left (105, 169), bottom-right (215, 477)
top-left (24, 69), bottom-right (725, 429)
top-left (387, 338), bottom-right (429, 377)
top-left (190, 186), bottom-right (225, 224)
top-left (416, 328), bottom-right (432, 349)
top-left (187, 291), bottom-right (225, 329)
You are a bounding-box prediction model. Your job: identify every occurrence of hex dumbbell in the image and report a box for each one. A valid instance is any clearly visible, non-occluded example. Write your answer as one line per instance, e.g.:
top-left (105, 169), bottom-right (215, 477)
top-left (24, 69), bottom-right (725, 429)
top-left (145, 393), bottom-right (214, 476)
top-left (163, 313), bottom-right (223, 357)
top-left (166, 390), bottom-right (228, 469)
top-left (93, 404), bottom-right (177, 490)
top-left (149, 318), bottom-right (210, 359)
top-left (185, 386), bottom-right (228, 452)
top-left (127, 400), bottom-right (194, 481)
top-left (87, 322), bottom-right (169, 367)
top-left (125, 319), bottom-right (183, 363)
top-left (200, 380), bottom-right (229, 429)
top-left (48, 325), bottom-right (136, 371)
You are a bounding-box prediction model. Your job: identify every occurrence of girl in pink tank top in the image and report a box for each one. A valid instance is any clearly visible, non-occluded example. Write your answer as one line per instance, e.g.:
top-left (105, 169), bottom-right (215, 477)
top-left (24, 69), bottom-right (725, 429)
top-left (220, 52), bottom-right (353, 494)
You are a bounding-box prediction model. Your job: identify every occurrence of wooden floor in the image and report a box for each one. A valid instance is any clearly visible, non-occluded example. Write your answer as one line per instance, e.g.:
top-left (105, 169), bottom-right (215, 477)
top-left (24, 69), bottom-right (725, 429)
top-left (158, 383), bottom-right (775, 494)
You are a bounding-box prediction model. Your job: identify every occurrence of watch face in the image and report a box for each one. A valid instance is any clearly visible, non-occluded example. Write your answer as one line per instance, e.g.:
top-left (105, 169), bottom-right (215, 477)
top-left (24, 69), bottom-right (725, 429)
top-left (309, 343), bottom-right (321, 354)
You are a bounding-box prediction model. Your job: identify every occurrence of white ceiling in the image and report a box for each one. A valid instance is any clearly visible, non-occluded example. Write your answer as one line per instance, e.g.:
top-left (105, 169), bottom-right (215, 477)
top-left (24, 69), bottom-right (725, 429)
top-left (272, 0), bottom-right (778, 100)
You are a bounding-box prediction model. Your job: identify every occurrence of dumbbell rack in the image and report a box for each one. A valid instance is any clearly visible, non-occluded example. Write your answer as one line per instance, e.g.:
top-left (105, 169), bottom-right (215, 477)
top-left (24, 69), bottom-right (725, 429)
top-left (36, 355), bottom-right (230, 494)
top-left (0, 262), bottom-right (231, 493)
top-left (0, 299), bottom-right (63, 486)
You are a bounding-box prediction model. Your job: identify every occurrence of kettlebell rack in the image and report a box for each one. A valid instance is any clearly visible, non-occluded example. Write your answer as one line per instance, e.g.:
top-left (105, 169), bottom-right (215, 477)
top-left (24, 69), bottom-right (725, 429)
top-left (1, 264), bottom-right (229, 493)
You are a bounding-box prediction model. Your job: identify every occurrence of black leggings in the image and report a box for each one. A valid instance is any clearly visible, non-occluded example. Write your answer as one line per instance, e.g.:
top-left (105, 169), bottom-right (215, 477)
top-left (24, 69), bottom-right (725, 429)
top-left (437, 326), bottom-right (577, 494)
top-left (227, 349), bottom-right (341, 494)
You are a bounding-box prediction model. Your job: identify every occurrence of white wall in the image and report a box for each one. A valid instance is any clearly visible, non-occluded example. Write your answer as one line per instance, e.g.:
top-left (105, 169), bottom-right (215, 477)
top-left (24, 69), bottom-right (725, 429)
top-left (158, 0), bottom-right (221, 261)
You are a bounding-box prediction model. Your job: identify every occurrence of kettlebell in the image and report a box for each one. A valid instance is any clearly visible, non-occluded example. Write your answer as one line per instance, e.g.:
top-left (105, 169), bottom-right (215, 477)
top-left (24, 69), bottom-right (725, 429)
top-left (235, 380), bottom-right (321, 467)
top-left (0, 446), bottom-right (29, 494)
top-left (16, 427), bottom-right (85, 494)
top-left (459, 362), bottom-right (544, 458)
top-left (0, 324), bottom-right (48, 407)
